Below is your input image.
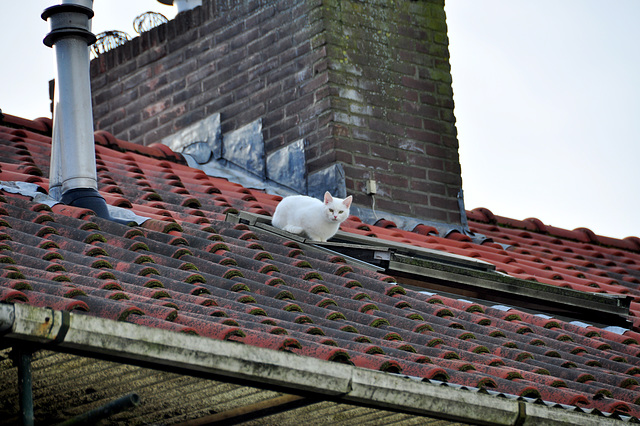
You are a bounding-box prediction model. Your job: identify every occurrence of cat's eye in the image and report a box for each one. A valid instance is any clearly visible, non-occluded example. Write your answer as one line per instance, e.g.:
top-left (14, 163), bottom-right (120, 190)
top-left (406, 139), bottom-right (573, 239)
top-left (329, 209), bottom-right (334, 213)
top-left (338, 210), bottom-right (344, 214)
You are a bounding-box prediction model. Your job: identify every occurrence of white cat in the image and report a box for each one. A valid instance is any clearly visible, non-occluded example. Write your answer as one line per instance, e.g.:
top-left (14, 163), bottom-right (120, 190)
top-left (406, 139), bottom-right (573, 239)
top-left (271, 191), bottom-right (353, 242)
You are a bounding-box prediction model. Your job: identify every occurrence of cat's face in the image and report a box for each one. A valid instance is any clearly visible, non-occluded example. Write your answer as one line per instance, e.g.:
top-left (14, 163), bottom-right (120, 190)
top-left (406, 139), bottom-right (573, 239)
top-left (323, 192), bottom-right (353, 223)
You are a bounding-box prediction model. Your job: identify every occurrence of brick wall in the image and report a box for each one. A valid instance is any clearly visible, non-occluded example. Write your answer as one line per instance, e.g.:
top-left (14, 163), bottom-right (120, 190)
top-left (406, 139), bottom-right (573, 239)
top-left (321, 0), bottom-right (461, 223)
top-left (90, 0), bottom-right (463, 226)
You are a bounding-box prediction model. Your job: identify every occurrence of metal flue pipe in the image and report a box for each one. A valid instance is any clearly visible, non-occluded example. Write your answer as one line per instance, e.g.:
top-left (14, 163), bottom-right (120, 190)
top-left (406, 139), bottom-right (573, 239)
top-left (58, 393), bottom-right (141, 426)
top-left (157, 0), bottom-right (203, 14)
top-left (42, 1), bottom-right (132, 224)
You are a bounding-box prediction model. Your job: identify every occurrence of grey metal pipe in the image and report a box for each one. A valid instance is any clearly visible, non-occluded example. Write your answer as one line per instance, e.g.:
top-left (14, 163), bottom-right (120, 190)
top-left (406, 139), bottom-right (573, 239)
top-left (41, 2), bottom-right (134, 225)
top-left (57, 392), bottom-right (140, 426)
top-left (49, 36), bottom-right (98, 198)
top-left (42, 1), bottom-right (97, 200)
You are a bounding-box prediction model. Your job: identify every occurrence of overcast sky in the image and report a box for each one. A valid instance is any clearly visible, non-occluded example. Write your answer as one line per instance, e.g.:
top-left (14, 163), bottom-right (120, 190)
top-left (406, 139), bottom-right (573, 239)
top-left (446, 1), bottom-right (640, 240)
top-left (1, 1), bottom-right (638, 240)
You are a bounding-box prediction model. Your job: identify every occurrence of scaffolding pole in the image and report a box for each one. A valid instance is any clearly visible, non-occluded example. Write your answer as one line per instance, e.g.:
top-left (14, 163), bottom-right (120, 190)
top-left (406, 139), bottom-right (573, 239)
top-left (14, 347), bottom-right (34, 426)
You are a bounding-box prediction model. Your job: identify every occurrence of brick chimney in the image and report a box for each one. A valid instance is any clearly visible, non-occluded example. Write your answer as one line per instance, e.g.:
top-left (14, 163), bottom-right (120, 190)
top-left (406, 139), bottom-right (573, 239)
top-left (90, 0), bottom-right (463, 228)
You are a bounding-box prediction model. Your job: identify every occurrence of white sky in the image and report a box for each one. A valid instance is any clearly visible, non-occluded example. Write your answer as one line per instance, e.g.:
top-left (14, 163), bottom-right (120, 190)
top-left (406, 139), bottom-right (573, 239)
top-left (445, 0), bottom-right (640, 240)
top-left (1, 1), bottom-right (638, 240)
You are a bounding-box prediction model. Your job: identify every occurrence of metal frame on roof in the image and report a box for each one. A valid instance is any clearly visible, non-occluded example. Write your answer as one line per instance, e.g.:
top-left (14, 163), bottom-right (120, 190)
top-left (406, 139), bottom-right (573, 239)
top-left (227, 212), bottom-right (632, 329)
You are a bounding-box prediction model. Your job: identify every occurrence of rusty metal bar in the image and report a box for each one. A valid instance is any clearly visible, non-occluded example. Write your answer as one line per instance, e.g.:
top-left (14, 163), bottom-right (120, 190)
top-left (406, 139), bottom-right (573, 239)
top-left (13, 347), bottom-right (35, 426)
top-left (58, 392), bottom-right (140, 426)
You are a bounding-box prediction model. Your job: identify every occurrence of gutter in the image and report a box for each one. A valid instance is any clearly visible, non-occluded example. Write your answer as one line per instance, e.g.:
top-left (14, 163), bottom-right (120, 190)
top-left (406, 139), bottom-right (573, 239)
top-left (0, 303), bottom-right (626, 426)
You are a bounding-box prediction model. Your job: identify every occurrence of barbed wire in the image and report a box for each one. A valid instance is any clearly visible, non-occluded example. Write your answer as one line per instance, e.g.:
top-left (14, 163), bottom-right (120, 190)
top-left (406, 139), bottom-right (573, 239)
top-left (91, 31), bottom-right (131, 58)
top-left (133, 12), bottom-right (169, 34)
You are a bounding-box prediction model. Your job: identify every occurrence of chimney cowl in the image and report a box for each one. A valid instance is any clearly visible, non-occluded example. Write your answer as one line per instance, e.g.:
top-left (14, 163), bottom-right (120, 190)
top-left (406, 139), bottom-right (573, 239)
top-left (157, 0), bottom-right (202, 13)
top-left (41, 3), bottom-right (95, 47)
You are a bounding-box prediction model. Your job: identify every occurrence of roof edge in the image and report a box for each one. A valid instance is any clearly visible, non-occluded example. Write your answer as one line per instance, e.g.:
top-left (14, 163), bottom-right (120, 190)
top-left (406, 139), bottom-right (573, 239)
top-left (468, 207), bottom-right (640, 252)
top-left (1, 303), bottom-right (624, 425)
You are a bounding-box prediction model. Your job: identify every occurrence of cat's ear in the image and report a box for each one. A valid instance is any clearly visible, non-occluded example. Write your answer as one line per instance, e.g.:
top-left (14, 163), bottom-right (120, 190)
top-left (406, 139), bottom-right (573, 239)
top-left (343, 195), bottom-right (353, 208)
top-left (324, 191), bottom-right (333, 204)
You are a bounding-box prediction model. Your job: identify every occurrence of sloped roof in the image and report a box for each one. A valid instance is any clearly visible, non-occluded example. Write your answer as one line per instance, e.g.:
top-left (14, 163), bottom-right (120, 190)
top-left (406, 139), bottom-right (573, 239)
top-left (1, 113), bottom-right (640, 421)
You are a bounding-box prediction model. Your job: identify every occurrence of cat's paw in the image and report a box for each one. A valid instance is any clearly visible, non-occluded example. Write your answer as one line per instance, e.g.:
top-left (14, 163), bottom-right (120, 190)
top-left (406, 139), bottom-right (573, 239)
top-left (283, 225), bottom-right (304, 235)
top-left (307, 235), bottom-right (327, 242)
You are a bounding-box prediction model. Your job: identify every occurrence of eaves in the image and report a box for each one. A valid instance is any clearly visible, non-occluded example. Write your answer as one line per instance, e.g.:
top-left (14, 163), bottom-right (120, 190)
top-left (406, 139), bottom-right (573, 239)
top-left (0, 303), bottom-right (628, 426)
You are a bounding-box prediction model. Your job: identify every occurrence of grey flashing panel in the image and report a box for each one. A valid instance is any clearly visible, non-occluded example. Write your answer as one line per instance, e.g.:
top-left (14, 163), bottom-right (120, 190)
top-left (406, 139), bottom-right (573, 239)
top-left (223, 119), bottom-right (265, 179)
top-left (266, 139), bottom-right (307, 193)
top-left (326, 231), bottom-right (496, 273)
top-left (388, 253), bottom-right (632, 328)
top-left (161, 113), bottom-right (222, 160)
top-left (182, 142), bottom-right (213, 164)
top-left (308, 164), bottom-right (346, 199)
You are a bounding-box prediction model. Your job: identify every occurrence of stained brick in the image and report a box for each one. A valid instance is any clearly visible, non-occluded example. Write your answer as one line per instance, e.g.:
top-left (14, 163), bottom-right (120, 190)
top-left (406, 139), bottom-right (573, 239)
top-left (214, 21), bottom-right (245, 45)
top-left (389, 138), bottom-right (426, 154)
top-left (378, 174), bottom-right (409, 190)
top-left (354, 155), bottom-right (391, 172)
top-left (307, 150), bottom-right (337, 174)
top-left (172, 83), bottom-right (202, 105)
top-left (215, 48), bottom-right (246, 71)
top-left (298, 98), bottom-right (331, 123)
top-left (428, 170), bottom-right (462, 187)
top-left (235, 103), bottom-right (266, 128)
top-left (430, 195), bottom-right (460, 211)
top-left (244, 4), bottom-right (276, 28)
top-left (218, 73), bottom-right (249, 95)
top-left (413, 205), bottom-right (450, 223)
top-left (388, 111), bottom-right (422, 129)
top-left (91, 0), bottom-right (462, 226)
top-left (167, 30), bottom-right (200, 55)
top-left (390, 163), bottom-right (427, 180)
top-left (138, 75), bottom-right (170, 98)
top-left (299, 71), bottom-right (329, 96)
top-left (247, 31), bottom-right (279, 56)
top-left (230, 27), bottom-right (260, 52)
top-left (282, 118), bottom-right (318, 145)
top-left (334, 149), bottom-right (354, 165)
top-left (352, 127), bottom-right (387, 145)
top-left (264, 115), bottom-right (299, 148)
top-left (370, 145), bottom-right (407, 163)
top-left (375, 197), bottom-right (411, 215)
top-left (411, 180), bottom-right (446, 196)
top-left (335, 139), bottom-right (370, 155)
top-left (369, 118), bottom-right (405, 138)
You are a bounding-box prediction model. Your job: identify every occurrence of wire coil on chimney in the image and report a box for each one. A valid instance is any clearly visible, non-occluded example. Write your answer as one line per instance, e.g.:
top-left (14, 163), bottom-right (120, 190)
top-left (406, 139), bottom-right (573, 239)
top-left (133, 12), bottom-right (168, 34)
top-left (91, 31), bottom-right (131, 57)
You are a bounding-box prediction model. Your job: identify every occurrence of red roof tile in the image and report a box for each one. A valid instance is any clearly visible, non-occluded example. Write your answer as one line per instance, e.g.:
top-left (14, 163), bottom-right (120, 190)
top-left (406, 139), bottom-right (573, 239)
top-left (1, 113), bottom-right (640, 418)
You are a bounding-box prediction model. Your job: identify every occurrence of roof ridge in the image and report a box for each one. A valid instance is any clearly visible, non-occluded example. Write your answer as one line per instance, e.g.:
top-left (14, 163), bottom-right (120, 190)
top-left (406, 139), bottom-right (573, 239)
top-left (467, 207), bottom-right (640, 253)
top-left (1, 113), bottom-right (187, 165)
top-left (0, 112), bottom-right (52, 135)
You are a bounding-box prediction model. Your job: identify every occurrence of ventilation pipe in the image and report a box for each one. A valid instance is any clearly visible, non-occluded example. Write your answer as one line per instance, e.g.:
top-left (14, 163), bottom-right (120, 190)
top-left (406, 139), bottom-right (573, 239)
top-left (157, 0), bottom-right (202, 14)
top-left (42, 0), bottom-right (129, 224)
